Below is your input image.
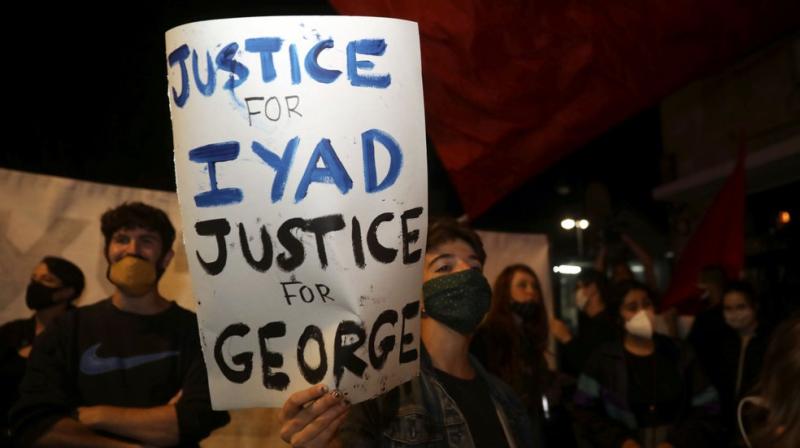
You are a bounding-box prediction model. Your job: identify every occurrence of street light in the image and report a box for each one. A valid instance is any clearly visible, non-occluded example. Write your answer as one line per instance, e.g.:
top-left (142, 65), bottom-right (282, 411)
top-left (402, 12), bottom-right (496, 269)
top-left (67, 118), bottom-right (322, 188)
top-left (561, 217), bottom-right (590, 257)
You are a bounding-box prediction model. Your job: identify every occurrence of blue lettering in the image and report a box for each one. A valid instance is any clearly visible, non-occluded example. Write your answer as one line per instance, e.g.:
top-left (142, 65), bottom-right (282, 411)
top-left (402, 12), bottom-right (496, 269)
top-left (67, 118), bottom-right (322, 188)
top-left (252, 138), bottom-right (300, 203)
top-left (168, 44), bottom-right (190, 107)
top-left (347, 39), bottom-right (391, 88)
top-left (289, 43), bottom-right (301, 85)
top-left (245, 37), bottom-right (283, 83)
top-left (305, 39), bottom-right (341, 84)
top-left (189, 142), bottom-right (244, 207)
top-left (295, 139), bottom-right (353, 202)
top-left (362, 129), bottom-right (402, 193)
top-left (216, 43), bottom-right (250, 93)
top-left (192, 50), bottom-right (216, 96)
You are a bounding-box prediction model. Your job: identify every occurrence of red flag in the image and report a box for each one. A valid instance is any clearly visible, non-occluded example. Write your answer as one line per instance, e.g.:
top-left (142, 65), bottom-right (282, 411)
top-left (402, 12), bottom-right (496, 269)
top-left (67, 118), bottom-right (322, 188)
top-left (659, 148), bottom-right (746, 312)
top-left (330, 0), bottom-right (798, 218)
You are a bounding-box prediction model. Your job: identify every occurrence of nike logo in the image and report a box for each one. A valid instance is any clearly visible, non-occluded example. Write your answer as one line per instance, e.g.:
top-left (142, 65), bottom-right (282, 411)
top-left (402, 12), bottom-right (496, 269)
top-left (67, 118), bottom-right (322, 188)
top-left (79, 343), bottom-right (180, 376)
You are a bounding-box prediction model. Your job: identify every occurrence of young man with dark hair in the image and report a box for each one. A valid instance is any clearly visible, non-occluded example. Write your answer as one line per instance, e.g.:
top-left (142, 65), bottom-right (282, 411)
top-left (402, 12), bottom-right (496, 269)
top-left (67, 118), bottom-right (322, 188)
top-left (11, 202), bottom-right (229, 447)
top-left (278, 217), bottom-right (535, 447)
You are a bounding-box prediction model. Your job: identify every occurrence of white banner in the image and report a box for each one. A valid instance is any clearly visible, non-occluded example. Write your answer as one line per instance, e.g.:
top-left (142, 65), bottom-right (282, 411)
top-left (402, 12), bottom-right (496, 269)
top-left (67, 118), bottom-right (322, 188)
top-left (0, 168), bottom-right (192, 324)
top-left (166, 17), bottom-right (427, 409)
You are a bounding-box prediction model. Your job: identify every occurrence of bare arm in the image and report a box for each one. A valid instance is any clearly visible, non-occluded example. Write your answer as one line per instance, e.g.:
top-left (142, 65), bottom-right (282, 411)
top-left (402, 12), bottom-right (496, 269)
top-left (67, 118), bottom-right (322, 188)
top-left (78, 404), bottom-right (178, 447)
top-left (34, 417), bottom-right (140, 448)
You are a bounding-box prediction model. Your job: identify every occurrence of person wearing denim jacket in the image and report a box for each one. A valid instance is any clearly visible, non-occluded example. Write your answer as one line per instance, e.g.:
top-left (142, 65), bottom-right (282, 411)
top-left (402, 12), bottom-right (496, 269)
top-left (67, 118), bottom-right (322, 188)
top-left (278, 218), bottom-right (538, 448)
top-left (336, 345), bottom-right (535, 447)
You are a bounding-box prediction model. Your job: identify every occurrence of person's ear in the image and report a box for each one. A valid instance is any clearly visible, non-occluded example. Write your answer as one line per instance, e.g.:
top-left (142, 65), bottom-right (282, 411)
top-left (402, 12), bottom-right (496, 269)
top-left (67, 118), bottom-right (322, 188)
top-left (160, 249), bottom-right (175, 271)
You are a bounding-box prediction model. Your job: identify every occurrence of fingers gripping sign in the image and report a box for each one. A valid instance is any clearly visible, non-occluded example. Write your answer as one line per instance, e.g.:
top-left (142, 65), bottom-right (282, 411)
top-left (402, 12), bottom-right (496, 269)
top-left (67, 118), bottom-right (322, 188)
top-left (279, 384), bottom-right (350, 447)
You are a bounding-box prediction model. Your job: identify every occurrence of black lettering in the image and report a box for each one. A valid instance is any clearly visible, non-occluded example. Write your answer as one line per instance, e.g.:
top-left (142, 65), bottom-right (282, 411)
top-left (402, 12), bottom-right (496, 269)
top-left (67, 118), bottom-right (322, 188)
top-left (304, 214), bottom-right (345, 269)
top-left (239, 223), bottom-right (273, 272)
top-left (214, 323), bottom-right (252, 383)
top-left (244, 96), bottom-right (264, 126)
top-left (297, 325), bottom-right (327, 384)
top-left (264, 96), bottom-right (281, 121)
top-left (281, 280), bottom-right (301, 305)
top-left (367, 212), bottom-right (397, 263)
top-left (369, 310), bottom-right (398, 369)
top-left (258, 322), bottom-right (290, 391)
top-left (315, 284), bottom-right (334, 303)
top-left (399, 301), bottom-right (420, 364)
top-left (333, 321), bottom-right (367, 388)
top-left (195, 218), bottom-right (231, 275)
top-left (286, 95), bottom-right (302, 118)
top-left (401, 207), bottom-right (423, 264)
top-left (351, 216), bottom-right (366, 268)
top-left (276, 218), bottom-right (306, 271)
top-left (299, 285), bottom-right (315, 303)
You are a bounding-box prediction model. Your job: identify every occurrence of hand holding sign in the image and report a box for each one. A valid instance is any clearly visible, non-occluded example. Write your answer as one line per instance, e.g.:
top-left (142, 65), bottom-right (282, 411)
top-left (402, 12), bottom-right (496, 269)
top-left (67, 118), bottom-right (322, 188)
top-left (166, 16), bottom-right (426, 409)
top-left (278, 385), bottom-right (349, 447)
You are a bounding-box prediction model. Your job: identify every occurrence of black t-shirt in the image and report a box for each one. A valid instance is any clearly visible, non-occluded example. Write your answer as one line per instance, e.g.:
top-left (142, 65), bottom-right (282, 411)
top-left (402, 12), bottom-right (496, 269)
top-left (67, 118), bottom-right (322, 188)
top-left (0, 317), bottom-right (35, 431)
top-left (688, 304), bottom-right (733, 389)
top-left (10, 299), bottom-right (229, 446)
top-left (434, 367), bottom-right (510, 448)
top-left (561, 310), bottom-right (620, 376)
top-left (625, 350), bottom-right (683, 428)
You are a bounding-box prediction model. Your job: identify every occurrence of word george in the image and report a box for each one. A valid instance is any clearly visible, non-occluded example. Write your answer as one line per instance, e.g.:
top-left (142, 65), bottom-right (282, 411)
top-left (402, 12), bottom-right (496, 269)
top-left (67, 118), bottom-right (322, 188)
top-left (213, 301), bottom-right (420, 389)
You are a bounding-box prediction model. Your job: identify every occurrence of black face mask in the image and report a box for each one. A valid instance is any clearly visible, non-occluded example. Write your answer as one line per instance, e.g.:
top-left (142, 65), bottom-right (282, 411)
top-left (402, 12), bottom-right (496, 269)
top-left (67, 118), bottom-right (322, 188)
top-left (509, 300), bottom-right (541, 321)
top-left (422, 269), bottom-right (492, 334)
top-left (25, 281), bottom-right (63, 311)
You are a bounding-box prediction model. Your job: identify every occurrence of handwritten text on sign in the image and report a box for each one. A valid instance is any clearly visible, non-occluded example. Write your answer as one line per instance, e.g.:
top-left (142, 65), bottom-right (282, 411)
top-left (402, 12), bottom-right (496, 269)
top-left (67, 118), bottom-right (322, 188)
top-left (167, 17), bottom-right (427, 409)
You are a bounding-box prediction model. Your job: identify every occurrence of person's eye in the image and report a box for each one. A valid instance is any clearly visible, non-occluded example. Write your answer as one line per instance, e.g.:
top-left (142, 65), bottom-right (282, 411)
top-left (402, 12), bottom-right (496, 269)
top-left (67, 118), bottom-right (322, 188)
top-left (435, 264), bottom-right (452, 273)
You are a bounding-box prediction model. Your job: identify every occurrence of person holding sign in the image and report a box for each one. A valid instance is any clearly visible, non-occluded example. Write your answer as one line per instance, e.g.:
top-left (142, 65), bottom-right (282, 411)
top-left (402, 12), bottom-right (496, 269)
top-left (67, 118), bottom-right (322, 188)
top-left (278, 218), bottom-right (535, 447)
top-left (10, 202), bottom-right (229, 447)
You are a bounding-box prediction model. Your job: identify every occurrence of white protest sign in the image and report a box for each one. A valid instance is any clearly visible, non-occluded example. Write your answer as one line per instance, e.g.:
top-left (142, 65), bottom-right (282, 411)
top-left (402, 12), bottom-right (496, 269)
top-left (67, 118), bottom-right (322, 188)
top-left (166, 16), bottom-right (427, 409)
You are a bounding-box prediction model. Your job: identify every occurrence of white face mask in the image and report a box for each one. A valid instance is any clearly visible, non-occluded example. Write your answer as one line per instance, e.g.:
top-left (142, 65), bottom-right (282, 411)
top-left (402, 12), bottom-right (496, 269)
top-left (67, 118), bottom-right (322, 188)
top-left (738, 395), bottom-right (766, 448)
top-left (625, 310), bottom-right (653, 339)
top-left (575, 288), bottom-right (590, 310)
top-left (725, 309), bottom-right (755, 332)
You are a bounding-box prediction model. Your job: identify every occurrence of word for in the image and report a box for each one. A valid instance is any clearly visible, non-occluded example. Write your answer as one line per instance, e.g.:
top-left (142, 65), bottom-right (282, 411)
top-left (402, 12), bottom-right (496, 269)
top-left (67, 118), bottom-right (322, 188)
top-left (280, 280), bottom-right (334, 306)
top-left (244, 95), bottom-right (302, 125)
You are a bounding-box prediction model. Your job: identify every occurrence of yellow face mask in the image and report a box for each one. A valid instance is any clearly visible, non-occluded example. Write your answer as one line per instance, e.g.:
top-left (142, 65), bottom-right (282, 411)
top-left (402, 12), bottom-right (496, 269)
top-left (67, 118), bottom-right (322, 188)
top-left (108, 256), bottom-right (157, 297)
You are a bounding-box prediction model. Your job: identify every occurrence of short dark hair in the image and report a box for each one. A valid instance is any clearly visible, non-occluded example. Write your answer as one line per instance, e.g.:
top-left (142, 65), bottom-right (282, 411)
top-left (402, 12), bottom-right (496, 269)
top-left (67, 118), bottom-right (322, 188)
top-left (101, 202), bottom-right (176, 257)
top-left (42, 256), bottom-right (85, 301)
top-left (723, 280), bottom-right (759, 309)
top-left (608, 279), bottom-right (653, 320)
top-left (577, 268), bottom-right (608, 299)
top-left (426, 217), bottom-right (486, 265)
